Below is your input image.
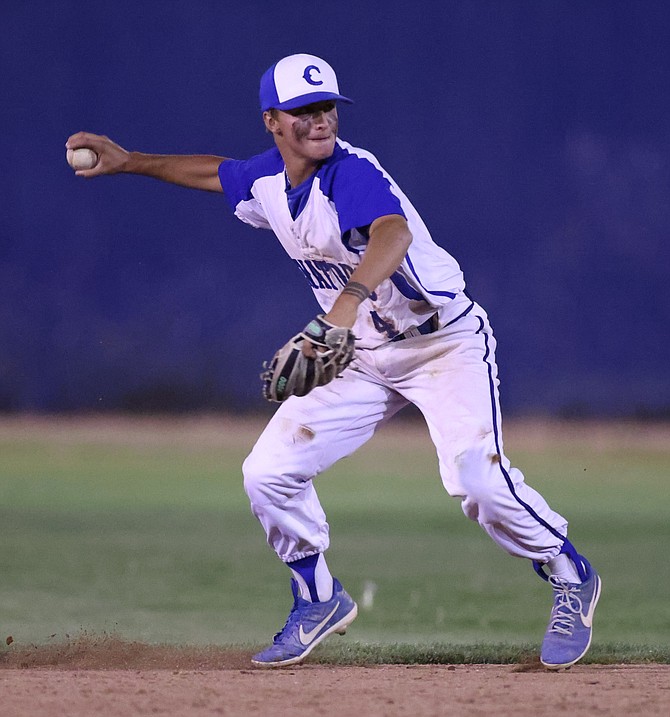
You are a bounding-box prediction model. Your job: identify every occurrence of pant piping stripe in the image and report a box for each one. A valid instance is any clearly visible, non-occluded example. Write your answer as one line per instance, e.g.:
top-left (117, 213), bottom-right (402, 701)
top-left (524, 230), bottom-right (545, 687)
top-left (475, 315), bottom-right (568, 545)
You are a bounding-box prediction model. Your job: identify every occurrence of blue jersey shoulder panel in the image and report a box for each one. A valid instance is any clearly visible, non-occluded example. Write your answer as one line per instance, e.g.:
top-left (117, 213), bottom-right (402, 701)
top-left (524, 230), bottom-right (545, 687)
top-left (318, 143), bottom-right (405, 235)
top-left (218, 147), bottom-right (284, 211)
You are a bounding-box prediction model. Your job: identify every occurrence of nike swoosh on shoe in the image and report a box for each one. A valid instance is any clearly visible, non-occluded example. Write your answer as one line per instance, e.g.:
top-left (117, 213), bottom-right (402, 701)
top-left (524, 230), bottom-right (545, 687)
top-left (298, 602), bottom-right (340, 646)
top-left (580, 577), bottom-right (602, 628)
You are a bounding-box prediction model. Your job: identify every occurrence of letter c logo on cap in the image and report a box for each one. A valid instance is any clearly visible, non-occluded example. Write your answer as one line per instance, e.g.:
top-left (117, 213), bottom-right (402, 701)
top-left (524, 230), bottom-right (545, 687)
top-left (303, 65), bottom-right (324, 86)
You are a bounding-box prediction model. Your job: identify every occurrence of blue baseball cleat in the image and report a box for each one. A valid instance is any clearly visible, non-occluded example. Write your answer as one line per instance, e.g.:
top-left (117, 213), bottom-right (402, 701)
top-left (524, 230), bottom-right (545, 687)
top-left (252, 578), bottom-right (358, 667)
top-left (541, 561), bottom-right (602, 670)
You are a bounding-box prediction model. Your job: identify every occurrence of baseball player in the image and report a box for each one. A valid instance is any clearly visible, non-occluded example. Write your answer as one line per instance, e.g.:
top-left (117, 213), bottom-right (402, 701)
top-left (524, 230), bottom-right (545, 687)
top-left (66, 53), bottom-right (601, 670)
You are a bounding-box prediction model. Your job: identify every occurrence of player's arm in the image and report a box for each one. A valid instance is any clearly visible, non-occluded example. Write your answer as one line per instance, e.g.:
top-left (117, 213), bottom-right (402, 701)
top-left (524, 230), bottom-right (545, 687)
top-left (65, 131), bottom-right (226, 192)
top-left (325, 214), bottom-right (412, 328)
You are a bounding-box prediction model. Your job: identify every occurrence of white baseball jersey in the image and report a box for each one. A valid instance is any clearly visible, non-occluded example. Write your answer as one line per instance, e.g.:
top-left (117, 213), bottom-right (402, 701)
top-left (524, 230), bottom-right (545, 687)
top-left (218, 138), bottom-right (470, 349)
top-left (228, 136), bottom-right (574, 573)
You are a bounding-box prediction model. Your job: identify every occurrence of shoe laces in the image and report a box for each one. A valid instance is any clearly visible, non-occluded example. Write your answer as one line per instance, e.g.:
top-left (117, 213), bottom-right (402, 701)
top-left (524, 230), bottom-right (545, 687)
top-left (548, 576), bottom-right (583, 636)
top-left (272, 597), bottom-right (304, 644)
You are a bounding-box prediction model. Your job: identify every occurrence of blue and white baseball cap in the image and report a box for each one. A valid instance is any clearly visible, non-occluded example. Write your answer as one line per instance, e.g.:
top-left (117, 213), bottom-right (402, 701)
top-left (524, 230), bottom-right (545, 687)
top-left (259, 53), bottom-right (353, 112)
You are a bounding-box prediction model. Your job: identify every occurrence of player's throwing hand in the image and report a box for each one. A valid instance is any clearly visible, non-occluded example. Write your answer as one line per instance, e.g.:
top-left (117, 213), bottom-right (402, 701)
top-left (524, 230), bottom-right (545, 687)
top-left (65, 132), bottom-right (130, 178)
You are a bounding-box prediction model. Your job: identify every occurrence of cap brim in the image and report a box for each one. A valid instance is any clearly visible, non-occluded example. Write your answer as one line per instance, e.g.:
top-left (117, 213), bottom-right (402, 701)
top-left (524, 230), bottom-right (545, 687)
top-left (269, 92), bottom-right (354, 111)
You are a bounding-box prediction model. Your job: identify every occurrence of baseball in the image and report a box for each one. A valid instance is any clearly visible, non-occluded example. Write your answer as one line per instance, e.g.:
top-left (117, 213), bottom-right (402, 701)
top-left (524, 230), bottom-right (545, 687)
top-left (66, 147), bottom-right (98, 170)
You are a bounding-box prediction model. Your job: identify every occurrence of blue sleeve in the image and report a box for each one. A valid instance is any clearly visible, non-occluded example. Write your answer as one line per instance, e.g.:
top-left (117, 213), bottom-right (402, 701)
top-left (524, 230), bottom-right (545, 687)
top-left (327, 156), bottom-right (405, 235)
top-left (218, 159), bottom-right (251, 212)
top-left (217, 147), bottom-right (284, 212)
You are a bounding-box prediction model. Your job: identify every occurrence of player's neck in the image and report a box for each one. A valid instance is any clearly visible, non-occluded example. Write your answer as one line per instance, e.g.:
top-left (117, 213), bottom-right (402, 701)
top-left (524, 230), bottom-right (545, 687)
top-left (283, 157), bottom-right (320, 188)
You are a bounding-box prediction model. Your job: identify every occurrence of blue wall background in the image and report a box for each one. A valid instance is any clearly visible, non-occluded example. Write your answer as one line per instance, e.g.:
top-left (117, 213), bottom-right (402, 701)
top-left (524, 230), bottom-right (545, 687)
top-left (2, 1), bottom-right (669, 415)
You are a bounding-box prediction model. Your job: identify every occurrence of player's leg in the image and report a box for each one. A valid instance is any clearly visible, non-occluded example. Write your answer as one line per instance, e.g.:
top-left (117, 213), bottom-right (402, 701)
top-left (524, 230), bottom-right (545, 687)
top-left (388, 304), bottom-right (601, 669)
top-left (243, 364), bottom-right (407, 666)
top-left (243, 364), bottom-right (406, 563)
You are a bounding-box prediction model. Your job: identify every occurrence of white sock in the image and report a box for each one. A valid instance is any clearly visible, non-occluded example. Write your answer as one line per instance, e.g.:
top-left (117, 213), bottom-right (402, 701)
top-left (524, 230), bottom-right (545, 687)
top-left (547, 553), bottom-right (581, 583)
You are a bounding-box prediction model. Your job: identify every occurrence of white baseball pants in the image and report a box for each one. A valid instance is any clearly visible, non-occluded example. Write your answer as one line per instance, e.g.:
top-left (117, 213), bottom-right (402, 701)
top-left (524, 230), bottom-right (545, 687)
top-left (243, 303), bottom-right (569, 564)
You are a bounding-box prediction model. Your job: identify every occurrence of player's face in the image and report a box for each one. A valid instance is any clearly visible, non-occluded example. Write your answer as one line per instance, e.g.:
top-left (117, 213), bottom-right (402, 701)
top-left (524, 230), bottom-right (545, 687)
top-left (267, 101), bottom-right (339, 165)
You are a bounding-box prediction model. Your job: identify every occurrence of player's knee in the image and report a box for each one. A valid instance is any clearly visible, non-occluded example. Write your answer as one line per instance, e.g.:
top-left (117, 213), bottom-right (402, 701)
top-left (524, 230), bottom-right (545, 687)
top-left (446, 432), bottom-right (503, 505)
top-left (242, 448), bottom-right (307, 507)
top-left (242, 450), bottom-right (271, 505)
top-left (454, 441), bottom-right (516, 525)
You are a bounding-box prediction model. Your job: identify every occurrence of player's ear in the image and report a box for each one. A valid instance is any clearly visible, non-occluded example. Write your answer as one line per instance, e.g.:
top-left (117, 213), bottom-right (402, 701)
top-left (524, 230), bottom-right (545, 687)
top-left (263, 110), bottom-right (281, 135)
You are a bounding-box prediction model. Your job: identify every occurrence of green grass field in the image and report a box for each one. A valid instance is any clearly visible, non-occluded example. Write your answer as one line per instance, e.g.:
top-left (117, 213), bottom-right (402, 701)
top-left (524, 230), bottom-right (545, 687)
top-left (1, 416), bottom-right (668, 663)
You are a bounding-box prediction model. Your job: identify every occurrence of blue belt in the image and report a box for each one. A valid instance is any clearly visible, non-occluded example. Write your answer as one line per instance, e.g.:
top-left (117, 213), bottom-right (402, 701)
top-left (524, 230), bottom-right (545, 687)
top-left (391, 313), bottom-right (440, 342)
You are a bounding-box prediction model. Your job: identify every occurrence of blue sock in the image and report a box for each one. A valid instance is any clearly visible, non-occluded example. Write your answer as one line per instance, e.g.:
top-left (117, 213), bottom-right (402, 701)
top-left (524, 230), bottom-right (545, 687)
top-left (287, 553), bottom-right (334, 602)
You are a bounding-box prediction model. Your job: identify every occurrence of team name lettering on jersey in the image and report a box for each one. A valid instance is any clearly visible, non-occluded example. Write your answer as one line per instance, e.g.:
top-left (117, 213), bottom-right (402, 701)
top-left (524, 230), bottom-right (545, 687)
top-left (294, 260), bottom-right (377, 300)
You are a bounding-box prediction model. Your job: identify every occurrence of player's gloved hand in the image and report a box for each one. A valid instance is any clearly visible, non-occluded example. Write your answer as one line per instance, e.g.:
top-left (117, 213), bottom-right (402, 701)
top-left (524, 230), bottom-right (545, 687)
top-left (261, 315), bottom-right (356, 402)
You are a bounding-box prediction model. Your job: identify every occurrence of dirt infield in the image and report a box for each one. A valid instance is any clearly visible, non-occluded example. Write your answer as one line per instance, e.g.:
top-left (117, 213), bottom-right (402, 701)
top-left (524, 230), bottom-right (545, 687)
top-left (1, 640), bottom-right (669, 717)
